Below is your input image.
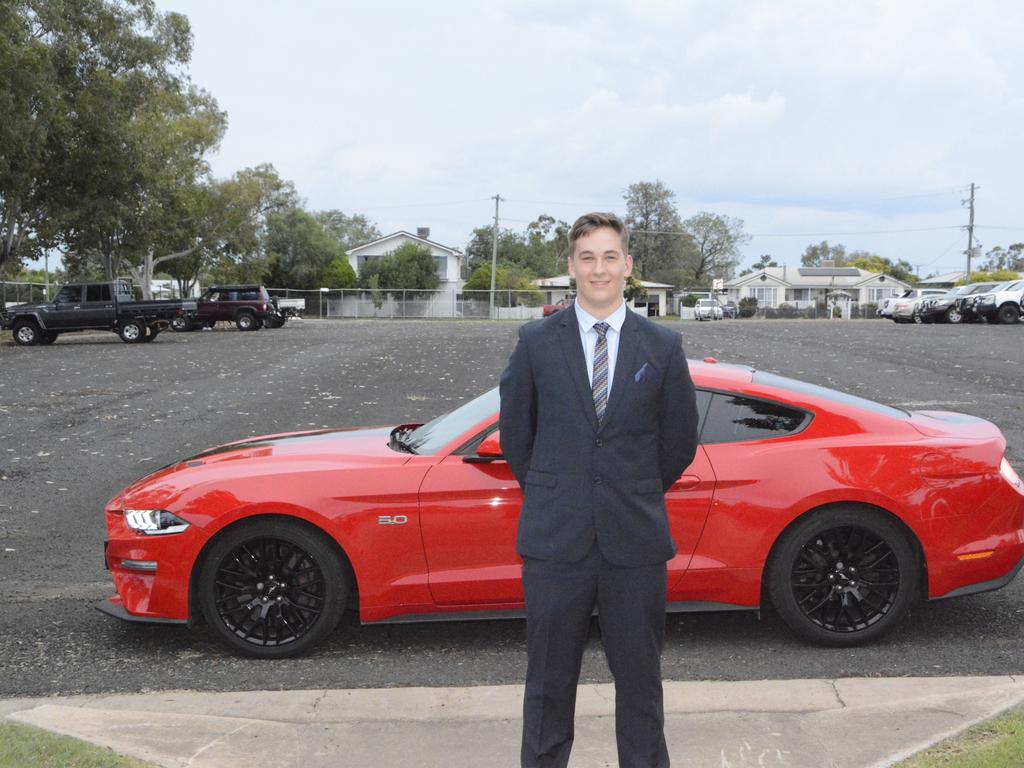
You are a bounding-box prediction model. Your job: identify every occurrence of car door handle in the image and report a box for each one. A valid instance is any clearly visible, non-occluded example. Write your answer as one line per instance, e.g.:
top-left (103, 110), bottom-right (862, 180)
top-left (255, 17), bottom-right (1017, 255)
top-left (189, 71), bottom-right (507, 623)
top-left (673, 475), bottom-right (701, 490)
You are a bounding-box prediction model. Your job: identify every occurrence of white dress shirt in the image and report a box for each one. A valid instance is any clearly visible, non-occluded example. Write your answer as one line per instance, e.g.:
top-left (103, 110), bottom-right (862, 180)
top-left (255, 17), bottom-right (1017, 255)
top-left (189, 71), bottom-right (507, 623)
top-left (574, 301), bottom-right (627, 396)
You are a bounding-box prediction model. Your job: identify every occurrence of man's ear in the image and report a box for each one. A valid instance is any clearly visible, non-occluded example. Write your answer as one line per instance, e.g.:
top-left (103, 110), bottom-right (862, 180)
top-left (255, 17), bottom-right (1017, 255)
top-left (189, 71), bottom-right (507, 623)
top-left (624, 253), bottom-right (634, 277)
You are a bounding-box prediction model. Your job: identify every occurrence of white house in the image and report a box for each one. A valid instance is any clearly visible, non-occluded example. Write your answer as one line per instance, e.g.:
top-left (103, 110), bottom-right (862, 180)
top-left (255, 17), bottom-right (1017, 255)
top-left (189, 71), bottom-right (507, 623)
top-left (724, 266), bottom-right (912, 316)
top-left (346, 228), bottom-right (464, 298)
top-left (534, 275), bottom-right (675, 317)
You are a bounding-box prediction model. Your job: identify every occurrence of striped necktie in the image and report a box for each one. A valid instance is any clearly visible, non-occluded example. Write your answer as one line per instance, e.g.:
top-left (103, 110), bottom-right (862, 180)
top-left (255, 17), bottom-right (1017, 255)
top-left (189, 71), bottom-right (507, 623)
top-left (592, 322), bottom-right (610, 424)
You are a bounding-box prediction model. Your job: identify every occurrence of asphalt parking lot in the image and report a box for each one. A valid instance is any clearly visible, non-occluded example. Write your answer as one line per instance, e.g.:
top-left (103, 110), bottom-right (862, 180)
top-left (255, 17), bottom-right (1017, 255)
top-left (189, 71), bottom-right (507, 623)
top-left (1, 318), bottom-right (1023, 698)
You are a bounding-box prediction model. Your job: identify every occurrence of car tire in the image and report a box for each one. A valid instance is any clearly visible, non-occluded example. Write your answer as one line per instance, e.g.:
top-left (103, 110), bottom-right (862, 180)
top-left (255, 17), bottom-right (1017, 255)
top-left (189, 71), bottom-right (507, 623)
top-left (766, 505), bottom-right (918, 647)
top-left (12, 320), bottom-right (42, 346)
top-left (198, 517), bottom-right (349, 658)
top-left (118, 319), bottom-right (145, 343)
top-left (997, 304), bottom-right (1020, 325)
top-left (39, 331), bottom-right (59, 345)
top-left (945, 307), bottom-right (962, 324)
top-left (142, 325), bottom-right (160, 342)
top-left (265, 316), bottom-right (285, 329)
top-left (235, 311), bottom-right (256, 331)
top-left (170, 316), bottom-right (194, 332)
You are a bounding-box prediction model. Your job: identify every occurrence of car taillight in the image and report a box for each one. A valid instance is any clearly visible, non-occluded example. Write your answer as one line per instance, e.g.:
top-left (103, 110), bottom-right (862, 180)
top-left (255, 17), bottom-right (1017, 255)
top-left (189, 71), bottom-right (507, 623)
top-left (1000, 456), bottom-right (1022, 490)
top-left (261, 302), bottom-right (267, 311)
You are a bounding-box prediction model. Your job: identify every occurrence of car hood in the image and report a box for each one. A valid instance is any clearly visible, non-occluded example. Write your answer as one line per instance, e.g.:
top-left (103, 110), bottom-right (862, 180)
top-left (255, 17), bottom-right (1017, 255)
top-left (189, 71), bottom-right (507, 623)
top-left (120, 425), bottom-right (410, 498)
top-left (3, 300), bottom-right (53, 313)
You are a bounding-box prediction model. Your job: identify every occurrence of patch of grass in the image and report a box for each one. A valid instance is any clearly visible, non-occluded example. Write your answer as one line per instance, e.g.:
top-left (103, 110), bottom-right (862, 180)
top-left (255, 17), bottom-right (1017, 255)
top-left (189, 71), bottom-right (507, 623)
top-left (0, 722), bottom-right (154, 768)
top-left (896, 706), bottom-right (1024, 768)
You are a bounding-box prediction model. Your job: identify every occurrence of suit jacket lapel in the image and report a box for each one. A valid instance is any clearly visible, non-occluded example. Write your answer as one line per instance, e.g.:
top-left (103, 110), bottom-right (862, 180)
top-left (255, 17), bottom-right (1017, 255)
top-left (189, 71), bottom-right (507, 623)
top-left (558, 309), bottom-right (599, 432)
top-left (599, 308), bottom-right (640, 431)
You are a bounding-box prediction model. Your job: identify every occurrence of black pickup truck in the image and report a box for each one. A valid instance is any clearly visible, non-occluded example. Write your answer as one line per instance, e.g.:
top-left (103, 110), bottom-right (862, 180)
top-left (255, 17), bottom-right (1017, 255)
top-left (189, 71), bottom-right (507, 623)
top-left (1, 280), bottom-right (197, 346)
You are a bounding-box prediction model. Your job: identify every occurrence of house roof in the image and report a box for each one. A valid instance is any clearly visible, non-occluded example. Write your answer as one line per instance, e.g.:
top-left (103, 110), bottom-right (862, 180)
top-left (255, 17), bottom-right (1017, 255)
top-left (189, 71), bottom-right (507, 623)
top-left (533, 275), bottom-right (674, 289)
top-left (727, 266), bottom-right (912, 290)
top-left (347, 230), bottom-right (462, 256)
top-left (918, 271), bottom-right (966, 285)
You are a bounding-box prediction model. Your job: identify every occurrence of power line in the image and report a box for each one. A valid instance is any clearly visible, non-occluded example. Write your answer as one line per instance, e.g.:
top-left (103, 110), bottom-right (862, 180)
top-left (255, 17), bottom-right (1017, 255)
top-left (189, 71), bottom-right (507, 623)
top-left (350, 197), bottom-right (493, 211)
top-left (632, 225), bottom-right (961, 238)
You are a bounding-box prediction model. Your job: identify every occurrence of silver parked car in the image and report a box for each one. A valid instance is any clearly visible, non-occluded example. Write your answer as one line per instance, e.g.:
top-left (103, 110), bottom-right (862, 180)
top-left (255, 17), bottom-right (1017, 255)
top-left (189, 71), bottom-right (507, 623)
top-left (878, 289), bottom-right (946, 318)
top-left (694, 298), bottom-right (724, 321)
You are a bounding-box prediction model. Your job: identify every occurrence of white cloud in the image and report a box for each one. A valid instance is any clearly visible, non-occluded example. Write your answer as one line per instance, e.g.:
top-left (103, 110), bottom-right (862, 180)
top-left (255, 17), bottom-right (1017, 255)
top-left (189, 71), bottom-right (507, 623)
top-left (157, 0), bottom-right (1024, 272)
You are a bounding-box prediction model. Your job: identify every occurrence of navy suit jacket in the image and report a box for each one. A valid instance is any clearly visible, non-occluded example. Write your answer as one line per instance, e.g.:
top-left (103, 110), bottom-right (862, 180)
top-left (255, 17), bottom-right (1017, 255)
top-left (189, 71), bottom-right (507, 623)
top-left (498, 305), bottom-right (700, 566)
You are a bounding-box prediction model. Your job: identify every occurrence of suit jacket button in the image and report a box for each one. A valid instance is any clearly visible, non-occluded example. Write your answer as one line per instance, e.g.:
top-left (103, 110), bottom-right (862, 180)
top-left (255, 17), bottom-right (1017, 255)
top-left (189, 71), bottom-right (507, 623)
top-left (593, 477), bottom-right (602, 485)
top-left (595, 439), bottom-right (603, 448)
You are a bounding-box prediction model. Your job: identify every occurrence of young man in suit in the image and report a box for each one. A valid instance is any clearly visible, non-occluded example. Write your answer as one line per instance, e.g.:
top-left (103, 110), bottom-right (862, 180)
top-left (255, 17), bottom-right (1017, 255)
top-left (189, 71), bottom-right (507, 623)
top-left (499, 212), bottom-right (700, 768)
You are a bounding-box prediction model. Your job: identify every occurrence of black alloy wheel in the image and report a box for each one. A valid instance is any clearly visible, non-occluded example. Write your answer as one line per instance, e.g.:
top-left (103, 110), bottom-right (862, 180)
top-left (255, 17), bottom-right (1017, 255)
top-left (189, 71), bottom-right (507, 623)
top-left (998, 304), bottom-right (1020, 325)
top-left (12, 320), bottom-right (41, 346)
top-left (767, 507), bottom-right (917, 646)
top-left (198, 518), bottom-right (348, 658)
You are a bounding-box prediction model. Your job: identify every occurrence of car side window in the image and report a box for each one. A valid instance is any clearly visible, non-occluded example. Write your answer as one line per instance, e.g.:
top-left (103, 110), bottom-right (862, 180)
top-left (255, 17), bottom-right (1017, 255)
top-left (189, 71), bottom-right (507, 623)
top-left (700, 393), bottom-right (807, 444)
top-left (86, 284), bottom-right (111, 302)
top-left (56, 285), bottom-right (82, 303)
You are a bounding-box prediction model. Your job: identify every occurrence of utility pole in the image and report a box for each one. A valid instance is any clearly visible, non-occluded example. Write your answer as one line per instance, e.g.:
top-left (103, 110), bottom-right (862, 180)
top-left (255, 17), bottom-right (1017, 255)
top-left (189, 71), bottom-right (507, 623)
top-left (963, 182), bottom-right (976, 279)
top-left (489, 194), bottom-right (501, 320)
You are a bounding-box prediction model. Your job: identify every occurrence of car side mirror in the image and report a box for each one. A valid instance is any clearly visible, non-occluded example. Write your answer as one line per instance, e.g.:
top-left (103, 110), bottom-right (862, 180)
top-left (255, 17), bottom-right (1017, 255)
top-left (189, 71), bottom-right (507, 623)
top-left (464, 430), bottom-right (504, 463)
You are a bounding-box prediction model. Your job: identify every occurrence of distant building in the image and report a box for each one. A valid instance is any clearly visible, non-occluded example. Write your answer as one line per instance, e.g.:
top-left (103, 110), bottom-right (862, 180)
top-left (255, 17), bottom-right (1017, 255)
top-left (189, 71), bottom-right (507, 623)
top-left (534, 275), bottom-right (674, 317)
top-left (918, 271), bottom-right (967, 288)
top-left (724, 266), bottom-right (912, 316)
top-left (346, 228), bottom-right (465, 298)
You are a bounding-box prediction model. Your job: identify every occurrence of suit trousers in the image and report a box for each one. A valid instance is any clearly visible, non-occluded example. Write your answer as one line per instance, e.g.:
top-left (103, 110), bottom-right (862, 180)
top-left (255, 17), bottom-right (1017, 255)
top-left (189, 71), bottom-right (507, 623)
top-left (520, 542), bottom-right (670, 768)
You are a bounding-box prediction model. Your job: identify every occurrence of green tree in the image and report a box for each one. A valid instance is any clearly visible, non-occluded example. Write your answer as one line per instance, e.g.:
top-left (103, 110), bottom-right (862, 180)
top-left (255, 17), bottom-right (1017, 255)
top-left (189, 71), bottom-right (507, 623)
top-left (680, 212), bottom-right (749, 284)
top-left (846, 253), bottom-right (916, 284)
top-left (463, 264), bottom-right (542, 307)
top-left (979, 244), bottom-right (1024, 273)
top-left (264, 208), bottom-right (346, 290)
top-left (956, 270), bottom-right (1022, 285)
top-left (319, 254), bottom-right (356, 288)
top-left (357, 242), bottom-right (440, 290)
top-left (623, 180), bottom-right (687, 280)
top-left (740, 254), bottom-right (780, 276)
top-left (314, 210), bottom-right (381, 252)
top-left (801, 241), bottom-right (848, 267)
top-left (624, 274), bottom-right (648, 302)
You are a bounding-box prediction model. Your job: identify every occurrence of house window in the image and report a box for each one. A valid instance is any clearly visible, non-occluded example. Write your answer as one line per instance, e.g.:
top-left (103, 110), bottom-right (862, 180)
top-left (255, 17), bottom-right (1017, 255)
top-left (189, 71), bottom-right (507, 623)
top-left (435, 255), bottom-right (446, 280)
top-left (788, 289), bottom-right (809, 302)
top-left (749, 286), bottom-right (777, 307)
top-left (867, 287), bottom-right (899, 303)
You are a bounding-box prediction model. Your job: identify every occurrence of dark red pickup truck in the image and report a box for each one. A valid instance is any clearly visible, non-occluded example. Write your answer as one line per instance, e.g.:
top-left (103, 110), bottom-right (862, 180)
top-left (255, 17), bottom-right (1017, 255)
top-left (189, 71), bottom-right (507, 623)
top-left (171, 284), bottom-right (287, 331)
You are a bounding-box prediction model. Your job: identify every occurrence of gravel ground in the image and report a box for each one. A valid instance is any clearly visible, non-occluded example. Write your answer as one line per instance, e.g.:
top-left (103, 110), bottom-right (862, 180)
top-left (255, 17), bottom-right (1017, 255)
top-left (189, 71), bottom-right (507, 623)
top-left (1, 317), bottom-right (1022, 697)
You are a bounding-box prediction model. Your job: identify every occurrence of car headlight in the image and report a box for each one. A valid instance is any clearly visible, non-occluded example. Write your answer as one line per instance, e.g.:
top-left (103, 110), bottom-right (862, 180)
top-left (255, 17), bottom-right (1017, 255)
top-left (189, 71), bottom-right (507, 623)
top-left (979, 295), bottom-right (995, 304)
top-left (123, 509), bottom-right (190, 535)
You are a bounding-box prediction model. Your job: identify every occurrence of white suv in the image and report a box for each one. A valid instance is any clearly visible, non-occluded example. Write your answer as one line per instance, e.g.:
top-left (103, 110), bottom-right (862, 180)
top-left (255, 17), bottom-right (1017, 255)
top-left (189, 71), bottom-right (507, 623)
top-left (694, 298), bottom-right (724, 321)
top-left (973, 279), bottom-right (1024, 325)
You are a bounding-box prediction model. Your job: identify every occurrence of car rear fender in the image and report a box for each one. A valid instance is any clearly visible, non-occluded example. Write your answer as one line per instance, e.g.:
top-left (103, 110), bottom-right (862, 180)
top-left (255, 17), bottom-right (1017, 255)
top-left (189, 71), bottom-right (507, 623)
top-left (761, 501), bottom-right (927, 599)
top-left (188, 509), bottom-right (358, 623)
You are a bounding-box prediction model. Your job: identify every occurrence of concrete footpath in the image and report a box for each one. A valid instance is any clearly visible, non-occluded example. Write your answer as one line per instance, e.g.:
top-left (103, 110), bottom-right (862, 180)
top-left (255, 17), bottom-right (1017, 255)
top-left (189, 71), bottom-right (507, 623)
top-left (3, 677), bottom-right (1024, 768)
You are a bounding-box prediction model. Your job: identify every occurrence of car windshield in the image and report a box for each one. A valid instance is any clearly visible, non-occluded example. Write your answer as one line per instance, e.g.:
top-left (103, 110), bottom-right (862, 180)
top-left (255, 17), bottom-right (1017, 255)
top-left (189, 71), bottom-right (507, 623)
top-left (404, 388), bottom-right (499, 455)
top-left (966, 283), bottom-right (996, 294)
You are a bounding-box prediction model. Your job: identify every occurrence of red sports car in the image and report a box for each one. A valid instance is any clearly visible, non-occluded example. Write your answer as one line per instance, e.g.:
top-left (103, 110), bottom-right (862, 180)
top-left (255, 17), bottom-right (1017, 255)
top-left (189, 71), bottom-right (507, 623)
top-left (99, 359), bottom-right (1024, 657)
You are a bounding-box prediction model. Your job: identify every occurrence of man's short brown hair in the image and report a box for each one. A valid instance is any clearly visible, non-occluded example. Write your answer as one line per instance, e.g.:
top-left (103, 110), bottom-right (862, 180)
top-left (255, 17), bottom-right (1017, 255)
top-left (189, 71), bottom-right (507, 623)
top-left (568, 212), bottom-right (630, 258)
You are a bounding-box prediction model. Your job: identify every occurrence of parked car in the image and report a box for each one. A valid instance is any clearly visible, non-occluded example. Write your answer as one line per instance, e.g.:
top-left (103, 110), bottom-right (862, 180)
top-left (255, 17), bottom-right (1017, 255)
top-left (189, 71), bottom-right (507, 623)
top-left (542, 296), bottom-right (574, 317)
top-left (947, 282), bottom-right (1000, 324)
top-left (694, 298), bottom-right (724, 321)
top-left (971, 279), bottom-right (1024, 325)
top-left (916, 283), bottom-right (994, 324)
top-left (721, 302), bottom-right (738, 319)
top-left (99, 360), bottom-right (1024, 657)
top-left (171, 285), bottom-right (283, 331)
top-left (1, 280), bottom-right (196, 345)
top-left (878, 289), bottom-right (946, 318)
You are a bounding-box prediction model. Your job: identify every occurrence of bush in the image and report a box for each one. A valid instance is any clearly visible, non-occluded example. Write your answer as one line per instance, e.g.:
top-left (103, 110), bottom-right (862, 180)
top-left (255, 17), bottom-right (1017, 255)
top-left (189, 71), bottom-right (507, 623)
top-left (778, 302), bottom-right (797, 318)
top-left (738, 296), bottom-right (758, 318)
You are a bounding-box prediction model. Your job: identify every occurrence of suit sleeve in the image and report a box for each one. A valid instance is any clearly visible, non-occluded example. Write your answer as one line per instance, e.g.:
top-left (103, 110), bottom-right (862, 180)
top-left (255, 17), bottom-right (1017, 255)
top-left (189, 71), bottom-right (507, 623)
top-left (498, 326), bottom-right (536, 489)
top-left (659, 336), bottom-right (700, 492)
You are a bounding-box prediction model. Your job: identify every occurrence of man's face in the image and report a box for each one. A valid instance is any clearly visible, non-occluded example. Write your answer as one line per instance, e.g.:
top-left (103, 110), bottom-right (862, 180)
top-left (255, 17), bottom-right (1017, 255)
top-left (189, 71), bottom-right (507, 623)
top-left (568, 226), bottom-right (633, 316)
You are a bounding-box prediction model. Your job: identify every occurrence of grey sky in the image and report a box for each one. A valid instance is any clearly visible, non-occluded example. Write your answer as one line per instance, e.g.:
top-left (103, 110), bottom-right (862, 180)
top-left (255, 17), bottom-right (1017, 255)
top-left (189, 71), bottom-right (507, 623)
top-left (162, 0), bottom-right (1024, 276)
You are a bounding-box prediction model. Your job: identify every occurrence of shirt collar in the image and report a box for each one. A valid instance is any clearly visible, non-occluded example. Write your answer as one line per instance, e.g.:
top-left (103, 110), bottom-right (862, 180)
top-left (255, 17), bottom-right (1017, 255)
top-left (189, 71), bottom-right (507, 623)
top-left (574, 300), bottom-right (627, 335)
